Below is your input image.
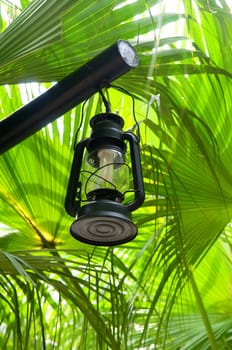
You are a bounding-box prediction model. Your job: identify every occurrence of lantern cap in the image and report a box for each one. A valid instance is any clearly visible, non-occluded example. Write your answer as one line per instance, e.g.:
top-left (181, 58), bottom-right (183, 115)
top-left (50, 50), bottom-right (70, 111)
top-left (87, 113), bottom-right (126, 155)
top-left (90, 113), bottom-right (124, 128)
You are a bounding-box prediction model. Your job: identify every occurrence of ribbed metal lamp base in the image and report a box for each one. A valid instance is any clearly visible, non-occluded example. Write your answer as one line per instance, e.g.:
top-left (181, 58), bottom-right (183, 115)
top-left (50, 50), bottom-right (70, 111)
top-left (70, 201), bottom-right (137, 246)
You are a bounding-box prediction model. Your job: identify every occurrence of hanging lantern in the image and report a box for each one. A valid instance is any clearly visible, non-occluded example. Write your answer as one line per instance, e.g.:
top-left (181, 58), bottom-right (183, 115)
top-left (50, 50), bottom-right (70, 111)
top-left (65, 112), bottom-right (144, 246)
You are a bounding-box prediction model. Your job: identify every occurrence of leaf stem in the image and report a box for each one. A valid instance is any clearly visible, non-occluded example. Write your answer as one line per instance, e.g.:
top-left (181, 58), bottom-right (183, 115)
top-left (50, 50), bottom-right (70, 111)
top-left (189, 270), bottom-right (218, 350)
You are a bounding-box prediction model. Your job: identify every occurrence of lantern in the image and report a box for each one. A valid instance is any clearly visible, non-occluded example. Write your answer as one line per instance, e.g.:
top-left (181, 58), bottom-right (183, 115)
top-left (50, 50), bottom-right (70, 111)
top-left (65, 112), bottom-right (144, 246)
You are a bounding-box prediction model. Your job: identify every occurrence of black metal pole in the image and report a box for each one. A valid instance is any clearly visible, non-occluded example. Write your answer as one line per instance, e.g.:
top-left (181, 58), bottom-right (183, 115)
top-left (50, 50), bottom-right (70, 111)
top-left (0, 40), bottom-right (139, 154)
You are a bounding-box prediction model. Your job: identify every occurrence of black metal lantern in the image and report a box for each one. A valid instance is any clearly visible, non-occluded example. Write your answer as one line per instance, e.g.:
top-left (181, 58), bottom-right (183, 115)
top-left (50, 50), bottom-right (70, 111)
top-left (65, 112), bottom-right (144, 246)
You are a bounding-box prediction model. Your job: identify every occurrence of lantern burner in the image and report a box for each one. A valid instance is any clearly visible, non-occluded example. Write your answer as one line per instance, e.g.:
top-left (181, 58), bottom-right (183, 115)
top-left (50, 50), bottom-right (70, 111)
top-left (87, 188), bottom-right (124, 202)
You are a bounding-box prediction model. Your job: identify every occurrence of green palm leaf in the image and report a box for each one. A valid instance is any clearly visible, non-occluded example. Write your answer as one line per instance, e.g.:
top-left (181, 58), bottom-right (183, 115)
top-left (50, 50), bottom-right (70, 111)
top-left (0, 0), bottom-right (231, 349)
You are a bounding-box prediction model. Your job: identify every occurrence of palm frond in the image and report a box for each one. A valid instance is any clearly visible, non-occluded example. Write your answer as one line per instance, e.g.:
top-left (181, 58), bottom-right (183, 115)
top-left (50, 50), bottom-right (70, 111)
top-left (0, 0), bottom-right (231, 349)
